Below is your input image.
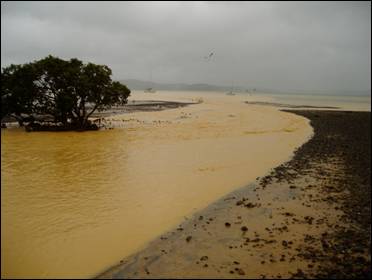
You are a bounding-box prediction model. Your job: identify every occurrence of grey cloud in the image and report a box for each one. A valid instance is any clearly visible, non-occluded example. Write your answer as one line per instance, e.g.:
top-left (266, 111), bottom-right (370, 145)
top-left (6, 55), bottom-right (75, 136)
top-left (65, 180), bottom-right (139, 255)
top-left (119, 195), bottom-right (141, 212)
top-left (1, 1), bottom-right (370, 92)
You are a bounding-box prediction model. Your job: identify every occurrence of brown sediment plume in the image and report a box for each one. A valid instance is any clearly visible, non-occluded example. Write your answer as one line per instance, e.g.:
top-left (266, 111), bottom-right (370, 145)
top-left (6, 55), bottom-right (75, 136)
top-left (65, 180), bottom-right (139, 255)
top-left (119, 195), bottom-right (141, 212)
top-left (1, 91), bottom-right (312, 278)
top-left (97, 110), bottom-right (370, 279)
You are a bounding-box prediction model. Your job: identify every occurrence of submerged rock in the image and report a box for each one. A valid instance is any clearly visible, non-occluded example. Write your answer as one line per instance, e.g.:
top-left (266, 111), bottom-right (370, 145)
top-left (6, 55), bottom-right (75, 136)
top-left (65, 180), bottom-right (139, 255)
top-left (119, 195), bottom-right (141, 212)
top-left (241, 226), bottom-right (248, 232)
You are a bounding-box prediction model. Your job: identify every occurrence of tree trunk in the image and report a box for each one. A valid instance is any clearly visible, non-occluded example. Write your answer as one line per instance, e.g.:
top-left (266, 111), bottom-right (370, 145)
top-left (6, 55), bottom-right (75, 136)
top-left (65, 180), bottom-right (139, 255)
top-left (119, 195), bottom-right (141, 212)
top-left (12, 114), bottom-right (24, 127)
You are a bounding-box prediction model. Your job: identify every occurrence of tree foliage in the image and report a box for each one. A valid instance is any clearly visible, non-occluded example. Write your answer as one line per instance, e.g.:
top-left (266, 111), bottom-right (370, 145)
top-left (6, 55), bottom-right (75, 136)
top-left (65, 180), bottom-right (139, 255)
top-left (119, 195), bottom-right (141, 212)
top-left (1, 55), bottom-right (130, 130)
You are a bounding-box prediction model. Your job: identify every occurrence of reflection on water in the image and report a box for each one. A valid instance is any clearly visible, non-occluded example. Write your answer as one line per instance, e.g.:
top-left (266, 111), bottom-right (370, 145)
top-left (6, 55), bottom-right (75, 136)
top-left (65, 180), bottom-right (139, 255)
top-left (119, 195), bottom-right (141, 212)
top-left (1, 91), bottom-right (313, 278)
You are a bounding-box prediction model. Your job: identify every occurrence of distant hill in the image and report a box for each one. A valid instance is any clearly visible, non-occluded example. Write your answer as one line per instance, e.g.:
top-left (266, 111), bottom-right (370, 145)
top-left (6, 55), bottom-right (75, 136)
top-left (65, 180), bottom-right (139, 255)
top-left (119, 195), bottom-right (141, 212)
top-left (118, 79), bottom-right (371, 96)
top-left (118, 79), bottom-right (238, 92)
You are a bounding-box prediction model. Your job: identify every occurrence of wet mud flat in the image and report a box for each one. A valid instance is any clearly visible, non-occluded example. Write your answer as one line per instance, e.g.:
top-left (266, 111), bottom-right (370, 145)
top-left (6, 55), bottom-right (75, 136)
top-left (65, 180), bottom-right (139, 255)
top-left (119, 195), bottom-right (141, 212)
top-left (1, 100), bottom-right (193, 123)
top-left (1, 100), bottom-right (195, 130)
top-left (97, 110), bottom-right (370, 279)
top-left (91, 100), bottom-right (195, 118)
top-left (89, 100), bottom-right (197, 129)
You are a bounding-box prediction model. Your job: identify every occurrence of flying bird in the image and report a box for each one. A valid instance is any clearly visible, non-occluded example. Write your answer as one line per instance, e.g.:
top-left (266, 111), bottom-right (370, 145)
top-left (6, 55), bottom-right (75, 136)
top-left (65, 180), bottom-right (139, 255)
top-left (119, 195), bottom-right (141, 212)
top-left (204, 52), bottom-right (214, 61)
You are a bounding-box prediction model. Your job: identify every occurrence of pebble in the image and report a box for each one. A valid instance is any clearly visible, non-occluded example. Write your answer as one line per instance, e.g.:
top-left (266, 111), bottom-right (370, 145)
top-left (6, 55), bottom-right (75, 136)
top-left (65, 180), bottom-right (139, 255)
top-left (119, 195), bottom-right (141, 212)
top-left (200, 256), bottom-right (208, 261)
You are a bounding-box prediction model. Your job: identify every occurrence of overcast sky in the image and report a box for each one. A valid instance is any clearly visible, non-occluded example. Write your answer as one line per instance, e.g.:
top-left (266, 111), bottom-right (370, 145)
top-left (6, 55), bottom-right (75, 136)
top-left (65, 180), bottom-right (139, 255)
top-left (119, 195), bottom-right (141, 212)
top-left (1, 1), bottom-right (371, 92)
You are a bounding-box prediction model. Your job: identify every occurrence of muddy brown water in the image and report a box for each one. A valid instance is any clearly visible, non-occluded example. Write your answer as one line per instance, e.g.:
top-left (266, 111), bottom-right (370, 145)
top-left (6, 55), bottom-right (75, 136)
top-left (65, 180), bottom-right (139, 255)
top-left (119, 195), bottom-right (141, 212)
top-left (1, 91), bottom-right (313, 278)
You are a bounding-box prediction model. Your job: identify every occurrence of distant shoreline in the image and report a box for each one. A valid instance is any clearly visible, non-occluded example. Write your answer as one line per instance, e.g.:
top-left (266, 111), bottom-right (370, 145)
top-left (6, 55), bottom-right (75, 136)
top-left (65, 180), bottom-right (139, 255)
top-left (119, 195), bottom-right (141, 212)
top-left (119, 79), bottom-right (371, 97)
top-left (244, 101), bottom-right (340, 109)
top-left (97, 110), bottom-right (371, 279)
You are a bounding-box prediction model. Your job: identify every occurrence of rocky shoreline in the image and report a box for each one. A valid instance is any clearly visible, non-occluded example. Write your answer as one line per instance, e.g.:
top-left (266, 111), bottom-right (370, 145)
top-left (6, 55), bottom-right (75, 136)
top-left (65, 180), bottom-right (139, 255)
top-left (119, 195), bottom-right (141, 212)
top-left (97, 110), bottom-right (370, 279)
top-left (278, 110), bottom-right (371, 278)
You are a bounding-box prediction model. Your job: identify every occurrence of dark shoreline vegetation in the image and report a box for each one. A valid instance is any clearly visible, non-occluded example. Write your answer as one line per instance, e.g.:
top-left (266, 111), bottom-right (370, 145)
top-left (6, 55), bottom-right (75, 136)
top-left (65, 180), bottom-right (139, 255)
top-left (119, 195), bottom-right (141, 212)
top-left (1, 56), bottom-right (130, 132)
top-left (97, 110), bottom-right (370, 279)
